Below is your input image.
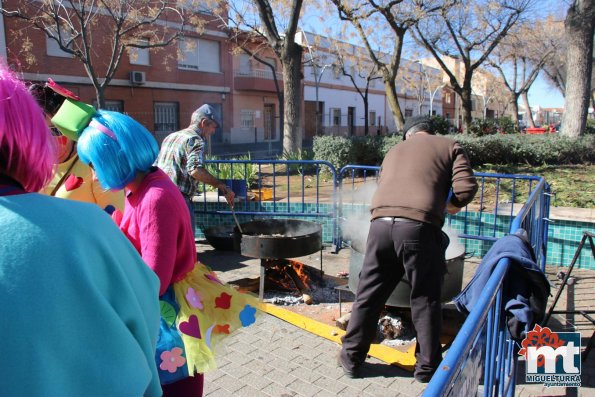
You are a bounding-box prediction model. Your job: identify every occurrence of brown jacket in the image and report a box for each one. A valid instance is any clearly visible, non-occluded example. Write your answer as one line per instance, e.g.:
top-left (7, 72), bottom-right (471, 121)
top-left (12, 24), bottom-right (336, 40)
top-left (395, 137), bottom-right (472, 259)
top-left (370, 134), bottom-right (478, 227)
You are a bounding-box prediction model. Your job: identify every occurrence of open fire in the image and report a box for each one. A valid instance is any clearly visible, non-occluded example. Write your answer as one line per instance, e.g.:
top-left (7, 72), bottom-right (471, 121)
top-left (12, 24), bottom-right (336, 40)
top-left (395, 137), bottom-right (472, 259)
top-left (264, 259), bottom-right (311, 291)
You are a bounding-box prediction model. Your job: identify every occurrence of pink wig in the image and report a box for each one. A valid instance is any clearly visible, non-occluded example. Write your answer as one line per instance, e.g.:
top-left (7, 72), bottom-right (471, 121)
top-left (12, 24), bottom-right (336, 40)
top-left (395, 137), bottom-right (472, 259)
top-left (0, 64), bottom-right (55, 192)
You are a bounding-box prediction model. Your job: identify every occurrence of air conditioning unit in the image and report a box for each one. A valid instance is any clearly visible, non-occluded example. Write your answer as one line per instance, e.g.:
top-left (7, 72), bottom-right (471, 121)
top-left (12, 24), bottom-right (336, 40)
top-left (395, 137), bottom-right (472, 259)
top-left (130, 71), bottom-right (146, 85)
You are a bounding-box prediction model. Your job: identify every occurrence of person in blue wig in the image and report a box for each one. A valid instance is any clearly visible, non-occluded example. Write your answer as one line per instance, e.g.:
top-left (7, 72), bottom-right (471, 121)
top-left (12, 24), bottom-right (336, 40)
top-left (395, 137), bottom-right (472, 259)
top-left (77, 111), bottom-right (260, 397)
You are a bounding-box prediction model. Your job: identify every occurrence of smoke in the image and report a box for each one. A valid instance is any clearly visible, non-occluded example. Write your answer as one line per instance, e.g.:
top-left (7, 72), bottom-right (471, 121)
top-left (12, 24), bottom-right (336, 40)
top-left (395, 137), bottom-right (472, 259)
top-left (340, 181), bottom-right (465, 259)
top-left (443, 225), bottom-right (465, 259)
top-left (341, 211), bottom-right (371, 252)
top-left (340, 181), bottom-right (377, 251)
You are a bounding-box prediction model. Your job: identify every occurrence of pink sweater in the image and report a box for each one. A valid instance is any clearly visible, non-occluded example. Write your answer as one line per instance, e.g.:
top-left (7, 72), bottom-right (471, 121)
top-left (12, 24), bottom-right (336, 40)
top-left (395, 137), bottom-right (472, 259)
top-left (119, 168), bottom-right (196, 295)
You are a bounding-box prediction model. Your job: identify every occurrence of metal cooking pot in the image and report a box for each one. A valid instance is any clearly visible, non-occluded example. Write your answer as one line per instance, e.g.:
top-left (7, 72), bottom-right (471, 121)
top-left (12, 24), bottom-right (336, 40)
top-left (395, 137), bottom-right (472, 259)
top-left (348, 239), bottom-right (465, 308)
top-left (203, 225), bottom-right (236, 251)
top-left (234, 219), bottom-right (322, 259)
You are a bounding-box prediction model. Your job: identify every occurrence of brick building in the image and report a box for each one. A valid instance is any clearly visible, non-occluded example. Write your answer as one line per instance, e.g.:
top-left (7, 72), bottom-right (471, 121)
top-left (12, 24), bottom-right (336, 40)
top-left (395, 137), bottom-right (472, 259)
top-left (0, 2), bottom-right (234, 145)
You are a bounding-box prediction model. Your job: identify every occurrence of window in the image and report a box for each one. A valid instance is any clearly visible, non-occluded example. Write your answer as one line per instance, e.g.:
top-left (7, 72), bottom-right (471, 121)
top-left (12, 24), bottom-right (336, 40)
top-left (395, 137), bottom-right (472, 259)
top-left (239, 54), bottom-right (251, 75)
top-left (46, 29), bottom-right (73, 58)
top-left (179, 39), bottom-right (199, 70)
top-left (405, 109), bottom-right (413, 117)
top-left (177, 0), bottom-right (212, 14)
top-left (445, 94), bottom-right (452, 104)
top-left (154, 102), bottom-right (179, 133)
top-left (200, 39), bottom-right (220, 72)
top-left (332, 108), bottom-right (341, 126)
top-left (369, 111), bottom-right (376, 126)
top-left (129, 39), bottom-right (150, 66)
top-left (178, 38), bottom-right (220, 72)
top-left (240, 109), bottom-right (255, 129)
top-left (93, 100), bottom-right (123, 112)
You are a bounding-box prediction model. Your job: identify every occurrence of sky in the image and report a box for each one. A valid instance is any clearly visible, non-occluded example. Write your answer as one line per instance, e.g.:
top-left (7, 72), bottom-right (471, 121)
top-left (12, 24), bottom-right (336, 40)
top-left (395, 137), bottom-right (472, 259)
top-left (299, 0), bottom-right (568, 110)
top-left (527, 76), bottom-right (565, 109)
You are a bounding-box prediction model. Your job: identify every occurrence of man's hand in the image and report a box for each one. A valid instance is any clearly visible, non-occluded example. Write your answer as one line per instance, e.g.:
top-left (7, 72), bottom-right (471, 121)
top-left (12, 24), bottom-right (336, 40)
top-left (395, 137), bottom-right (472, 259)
top-left (219, 184), bottom-right (236, 207)
top-left (446, 201), bottom-right (462, 215)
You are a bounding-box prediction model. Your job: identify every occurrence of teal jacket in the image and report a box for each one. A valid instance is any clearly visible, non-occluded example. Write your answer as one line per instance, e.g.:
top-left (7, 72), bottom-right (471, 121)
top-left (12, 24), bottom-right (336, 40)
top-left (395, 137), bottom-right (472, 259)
top-left (0, 193), bottom-right (161, 397)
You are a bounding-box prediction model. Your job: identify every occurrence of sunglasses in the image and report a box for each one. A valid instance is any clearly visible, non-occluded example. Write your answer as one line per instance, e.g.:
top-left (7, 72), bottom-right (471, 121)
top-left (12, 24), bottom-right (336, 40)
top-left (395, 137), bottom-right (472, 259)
top-left (50, 127), bottom-right (63, 137)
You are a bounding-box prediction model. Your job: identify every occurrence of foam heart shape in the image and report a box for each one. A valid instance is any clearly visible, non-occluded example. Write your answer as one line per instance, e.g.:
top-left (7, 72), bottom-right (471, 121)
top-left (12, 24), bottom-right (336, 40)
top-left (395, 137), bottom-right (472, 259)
top-left (64, 174), bottom-right (84, 191)
top-left (179, 315), bottom-right (201, 339)
top-left (214, 293), bottom-right (232, 309)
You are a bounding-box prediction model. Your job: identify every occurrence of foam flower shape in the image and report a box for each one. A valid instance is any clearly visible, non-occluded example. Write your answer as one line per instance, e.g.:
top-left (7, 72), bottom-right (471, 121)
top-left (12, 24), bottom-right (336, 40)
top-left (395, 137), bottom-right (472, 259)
top-left (214, 324), bottom-right (231, 334)
top-left (518, 324), bottom-right (566, 367)
top-left (214, 292), bottom-right (232, 309)
top-left (159, 347), bottom-right (186, 373)
top-left (186, 287), bottom-right (203, 310)
top-left (239, 304), bottom-right (257, 327)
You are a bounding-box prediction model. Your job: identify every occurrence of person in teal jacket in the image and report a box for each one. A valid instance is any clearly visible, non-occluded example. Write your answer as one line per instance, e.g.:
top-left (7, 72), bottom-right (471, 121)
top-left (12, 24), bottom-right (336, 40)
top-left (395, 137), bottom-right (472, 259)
top-left (0, 62), bottom-right (162, 396)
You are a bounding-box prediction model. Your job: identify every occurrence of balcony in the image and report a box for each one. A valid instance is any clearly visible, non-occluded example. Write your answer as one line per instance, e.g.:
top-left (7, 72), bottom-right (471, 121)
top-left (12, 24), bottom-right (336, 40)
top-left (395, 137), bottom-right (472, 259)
top-left (234, 69), bottom-right (284, 92)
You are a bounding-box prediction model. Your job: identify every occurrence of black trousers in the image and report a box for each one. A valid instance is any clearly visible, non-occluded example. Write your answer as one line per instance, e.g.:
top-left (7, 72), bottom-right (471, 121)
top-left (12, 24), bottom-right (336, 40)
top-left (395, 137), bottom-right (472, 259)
top-left (340, 218), bottom-right (446, 377)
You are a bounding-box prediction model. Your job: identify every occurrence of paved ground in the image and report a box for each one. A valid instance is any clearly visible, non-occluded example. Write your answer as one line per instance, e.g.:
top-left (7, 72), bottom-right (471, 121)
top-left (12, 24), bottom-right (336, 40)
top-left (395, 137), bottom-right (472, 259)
top-left (197, 242), bottom-right (595, 396)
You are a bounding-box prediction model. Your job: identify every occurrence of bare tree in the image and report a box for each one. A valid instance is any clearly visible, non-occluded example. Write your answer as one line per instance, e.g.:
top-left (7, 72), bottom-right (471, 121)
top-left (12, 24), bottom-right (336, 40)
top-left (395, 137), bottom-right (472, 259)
top-left (329, 41), bottom-right (382, 135)
top-left (488, 20), bottom-right (554, 130)
top-left (541, 16), bottom-right (567, 96)
top-left (398, 61), bottom-right (426, 116)
top-left (226, 28), bottom-right (285, 139)
top-left (561, 0), bottom-right (595, 137)
top-left (326, 0), bottom-right (449, 131)
top-left (414, 0), bottom-right (533, 132)
top-left (211, 0), bottom-right (305, 153)
top-left (1, 0), bottom-right (188, 108)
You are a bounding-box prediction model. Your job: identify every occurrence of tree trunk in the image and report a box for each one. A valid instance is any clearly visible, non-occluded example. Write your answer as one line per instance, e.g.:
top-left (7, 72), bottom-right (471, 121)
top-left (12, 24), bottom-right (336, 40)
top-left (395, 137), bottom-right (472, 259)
top-left (460, 88), bottom-right (473, 133)
top-left (561, 0), bottom-right (595, 137)
top-left (521, 92), bottom-right (536, 128)
top-left (511, 98), bottom-right (521, 132)
top-left (363, 95), bottom-right (369, 136)
top-left (281, 42), bottom-right (303, 154)
top-left (94, 85), bottom-right (106, 109)
top-left (384, 79), bottom-right (404, 131)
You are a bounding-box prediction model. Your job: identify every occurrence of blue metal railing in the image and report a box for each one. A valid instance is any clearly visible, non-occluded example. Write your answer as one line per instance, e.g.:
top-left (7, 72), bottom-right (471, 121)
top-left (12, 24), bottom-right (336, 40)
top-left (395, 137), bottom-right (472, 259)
top-left (424, 177), bottom-right (550, 396)
top-left (194, 160), bottom-right (550, 395)
top-left (196, 159), bottom-right (339, 244)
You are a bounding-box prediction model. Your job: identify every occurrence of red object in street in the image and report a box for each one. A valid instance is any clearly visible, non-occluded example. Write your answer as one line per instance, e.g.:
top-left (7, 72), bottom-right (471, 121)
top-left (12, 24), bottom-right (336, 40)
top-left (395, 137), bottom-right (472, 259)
top-left (525, 127), bottom-right (547, 134)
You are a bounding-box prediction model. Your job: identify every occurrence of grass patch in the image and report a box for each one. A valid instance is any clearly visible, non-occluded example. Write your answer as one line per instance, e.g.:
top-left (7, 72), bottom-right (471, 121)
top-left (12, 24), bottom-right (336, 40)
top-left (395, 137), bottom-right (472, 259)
top-left (475, 164), bottom-right (594, 208)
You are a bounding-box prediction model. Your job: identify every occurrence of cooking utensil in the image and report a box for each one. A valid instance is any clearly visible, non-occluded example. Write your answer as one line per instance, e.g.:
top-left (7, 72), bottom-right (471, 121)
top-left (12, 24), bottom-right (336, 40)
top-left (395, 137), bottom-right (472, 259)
top-left (231, 205), bottom-right (243, 234)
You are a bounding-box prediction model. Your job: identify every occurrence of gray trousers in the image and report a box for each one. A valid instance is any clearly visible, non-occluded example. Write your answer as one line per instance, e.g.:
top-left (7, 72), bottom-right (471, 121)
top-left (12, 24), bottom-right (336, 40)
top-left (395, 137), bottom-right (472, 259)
top-left (184, 196), bottom-right (196, 238)
top-left (340, 218), bottom-right (446, 377)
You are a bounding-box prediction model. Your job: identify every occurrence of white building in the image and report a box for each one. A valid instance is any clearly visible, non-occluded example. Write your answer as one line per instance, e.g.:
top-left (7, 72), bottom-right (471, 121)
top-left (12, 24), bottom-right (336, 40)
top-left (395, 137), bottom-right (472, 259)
top-left (297, 31), bottom-right (390, 137)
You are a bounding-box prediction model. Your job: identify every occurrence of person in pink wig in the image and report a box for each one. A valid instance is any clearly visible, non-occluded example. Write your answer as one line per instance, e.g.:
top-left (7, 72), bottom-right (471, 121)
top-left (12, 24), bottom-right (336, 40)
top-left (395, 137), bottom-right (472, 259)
top-left (0, 63), bottom-right (162, 396)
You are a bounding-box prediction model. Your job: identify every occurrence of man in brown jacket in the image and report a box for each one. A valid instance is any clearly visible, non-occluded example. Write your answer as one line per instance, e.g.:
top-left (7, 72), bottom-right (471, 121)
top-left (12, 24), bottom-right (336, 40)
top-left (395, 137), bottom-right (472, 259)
top-left (339, 116), bottom-right (478, 382)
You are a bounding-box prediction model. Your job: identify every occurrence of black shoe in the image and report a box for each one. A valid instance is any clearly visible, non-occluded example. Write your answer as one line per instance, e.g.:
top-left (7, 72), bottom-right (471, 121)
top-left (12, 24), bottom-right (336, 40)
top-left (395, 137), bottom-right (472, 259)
top-left (337, 353), bottom-right (361, 379)
top-left (414, 372), bottom-right (433, 383)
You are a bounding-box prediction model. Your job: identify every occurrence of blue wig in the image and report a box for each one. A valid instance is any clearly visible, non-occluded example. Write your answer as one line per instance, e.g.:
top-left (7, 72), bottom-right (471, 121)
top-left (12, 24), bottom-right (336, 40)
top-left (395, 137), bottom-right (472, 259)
top-left (77, 110), bottom-right (158, 190)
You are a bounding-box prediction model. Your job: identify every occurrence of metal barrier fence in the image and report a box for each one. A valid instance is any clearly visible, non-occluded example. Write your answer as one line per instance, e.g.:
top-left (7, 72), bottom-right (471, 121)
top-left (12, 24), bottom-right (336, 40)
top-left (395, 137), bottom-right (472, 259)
top-left (337, 166), bottom-right (547, 259)
top-left (195, 160), bottom-right (550, 396)
top-left (424, 177), bottom-right (551, 396)
top-left (196, 159), bottom-right (339, 244)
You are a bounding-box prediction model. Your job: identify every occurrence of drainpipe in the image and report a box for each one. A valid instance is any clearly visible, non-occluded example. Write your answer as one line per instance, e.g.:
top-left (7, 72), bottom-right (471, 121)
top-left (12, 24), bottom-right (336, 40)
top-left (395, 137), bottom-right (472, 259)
top-left (0, 1), bottom-right (8, 60)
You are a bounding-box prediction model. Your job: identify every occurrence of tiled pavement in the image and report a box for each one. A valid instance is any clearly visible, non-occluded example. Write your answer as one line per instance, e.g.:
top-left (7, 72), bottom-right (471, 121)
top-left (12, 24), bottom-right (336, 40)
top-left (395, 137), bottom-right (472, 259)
top-left (197, 243), bottom-right (595, 396)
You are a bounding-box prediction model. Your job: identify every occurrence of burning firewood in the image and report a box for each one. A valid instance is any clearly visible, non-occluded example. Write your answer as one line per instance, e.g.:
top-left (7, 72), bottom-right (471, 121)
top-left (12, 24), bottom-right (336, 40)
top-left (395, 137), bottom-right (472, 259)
top-left (378, 315), bottom-right (407, 339)
top-left (302, 293), bottom-right (313, 305)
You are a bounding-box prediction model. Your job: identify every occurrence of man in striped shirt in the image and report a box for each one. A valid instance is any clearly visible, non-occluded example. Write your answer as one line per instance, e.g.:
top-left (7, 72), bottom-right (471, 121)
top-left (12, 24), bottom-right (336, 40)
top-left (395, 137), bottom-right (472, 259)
top-left (156, 104), bottom-right (235, 236)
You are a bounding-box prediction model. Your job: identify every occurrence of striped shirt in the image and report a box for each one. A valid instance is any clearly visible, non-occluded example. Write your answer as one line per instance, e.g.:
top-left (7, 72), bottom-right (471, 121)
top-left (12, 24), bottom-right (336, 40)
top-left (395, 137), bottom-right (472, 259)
top-left (155, 128), bottom-right (205, 198)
